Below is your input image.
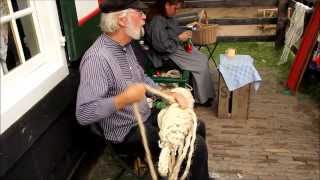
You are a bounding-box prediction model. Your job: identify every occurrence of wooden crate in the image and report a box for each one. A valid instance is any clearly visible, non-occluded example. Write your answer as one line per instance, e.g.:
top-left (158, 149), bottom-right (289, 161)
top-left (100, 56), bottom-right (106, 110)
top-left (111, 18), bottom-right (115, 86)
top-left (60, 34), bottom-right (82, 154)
top-left (217, 75), bottom-right (251, 119)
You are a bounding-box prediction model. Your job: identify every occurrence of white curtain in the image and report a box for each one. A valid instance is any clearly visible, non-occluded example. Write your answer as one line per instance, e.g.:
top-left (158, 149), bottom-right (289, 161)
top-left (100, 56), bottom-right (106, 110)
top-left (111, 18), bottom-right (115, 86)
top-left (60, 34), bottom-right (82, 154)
top-left (0, 0), bottom-right (9, 74)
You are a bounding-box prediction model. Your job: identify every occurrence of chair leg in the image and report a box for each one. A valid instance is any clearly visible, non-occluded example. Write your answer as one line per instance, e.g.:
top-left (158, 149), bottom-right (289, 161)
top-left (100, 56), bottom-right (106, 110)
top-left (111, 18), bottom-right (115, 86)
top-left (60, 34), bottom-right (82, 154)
top-left (134, 157), bottom-right (142, 176)
top-left (134, 156), bottom-right (151, 179)
top-left (206, 42), bottom-right (218, 67)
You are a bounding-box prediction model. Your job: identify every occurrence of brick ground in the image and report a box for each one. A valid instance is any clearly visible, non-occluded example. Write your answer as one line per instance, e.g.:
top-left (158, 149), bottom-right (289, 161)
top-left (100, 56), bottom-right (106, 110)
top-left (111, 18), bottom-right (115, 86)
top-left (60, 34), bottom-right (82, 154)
top-left (196, 68), bottom-right (320, 180)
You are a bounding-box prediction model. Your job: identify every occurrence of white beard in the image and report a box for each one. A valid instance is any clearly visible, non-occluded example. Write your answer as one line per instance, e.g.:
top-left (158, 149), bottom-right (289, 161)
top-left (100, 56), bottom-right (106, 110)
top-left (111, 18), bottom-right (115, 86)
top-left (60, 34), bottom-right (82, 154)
top-left (126, 17), bottom-right (144, 40)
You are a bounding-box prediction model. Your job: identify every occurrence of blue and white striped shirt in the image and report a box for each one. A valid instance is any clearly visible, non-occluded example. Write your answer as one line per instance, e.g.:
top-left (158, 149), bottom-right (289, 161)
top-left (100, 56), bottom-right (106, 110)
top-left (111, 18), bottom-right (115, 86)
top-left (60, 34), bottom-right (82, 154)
top-left (76, 34), bottom-right (157, 143)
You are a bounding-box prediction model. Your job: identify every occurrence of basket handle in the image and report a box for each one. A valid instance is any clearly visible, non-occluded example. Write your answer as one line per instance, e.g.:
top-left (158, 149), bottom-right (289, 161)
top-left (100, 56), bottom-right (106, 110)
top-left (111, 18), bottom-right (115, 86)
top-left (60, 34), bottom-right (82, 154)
top-left (198, 10), bottom-right (208, 25)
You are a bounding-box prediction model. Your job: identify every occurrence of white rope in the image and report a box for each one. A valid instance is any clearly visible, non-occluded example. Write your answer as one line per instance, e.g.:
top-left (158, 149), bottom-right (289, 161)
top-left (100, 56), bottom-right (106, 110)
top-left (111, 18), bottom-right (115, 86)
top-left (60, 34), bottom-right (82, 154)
top-left (278, 2), bottom-right (309, 65)
top-left (157, 87), bottom-right (197, 180)
top-left (133, 86), bottom-right (197, 180)
top-left (132, 85), bottom-right (177, 180)
top-left (133, 103), bottom-right (158, 180)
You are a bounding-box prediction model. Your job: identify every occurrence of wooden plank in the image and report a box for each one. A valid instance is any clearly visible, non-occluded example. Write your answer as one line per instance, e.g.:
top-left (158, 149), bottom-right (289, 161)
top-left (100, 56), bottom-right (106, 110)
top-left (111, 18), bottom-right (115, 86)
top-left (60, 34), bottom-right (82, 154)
top-left (218, 75), bottom-right (231, 118)
top-left (141, 0), bottom-right (278, 7)
top-left (257, 8), bottom-right (278, 18)
top-left (179, 17), bottom-right (277, 29)
top-left (265, 148), bottom-right (291, 153)
top-left (217, 35), bottom-right (276, 42)
top-left (217, 25), bottom-right (276, 39)
top-left (208, 17), bottom-right (277, 25)
top-left (177, 17), bottom-right (199, 25)
top-left (176, 9), bottom-right (200, 18)
top-left (231, 84), bottom-right (250, 119)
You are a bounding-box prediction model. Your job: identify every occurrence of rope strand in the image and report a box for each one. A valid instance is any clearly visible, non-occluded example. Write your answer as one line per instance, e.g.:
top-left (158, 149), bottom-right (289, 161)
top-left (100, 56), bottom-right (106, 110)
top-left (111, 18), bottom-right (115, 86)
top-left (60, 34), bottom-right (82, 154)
top-left (133, 103), bottom-right (158, 180)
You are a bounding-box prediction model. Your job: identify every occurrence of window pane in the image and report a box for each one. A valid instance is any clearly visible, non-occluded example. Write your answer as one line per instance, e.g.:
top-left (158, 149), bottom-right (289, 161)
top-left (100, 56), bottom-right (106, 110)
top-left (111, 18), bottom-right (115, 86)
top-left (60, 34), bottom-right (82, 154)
top-left (0, 0), bottom-right (10, 16)
top-left (12, 0), bottom-right (30, 12)
top-left (1, 22), bottom-right (21, 74)
top-left (17, 14), bottom-right (40, 60)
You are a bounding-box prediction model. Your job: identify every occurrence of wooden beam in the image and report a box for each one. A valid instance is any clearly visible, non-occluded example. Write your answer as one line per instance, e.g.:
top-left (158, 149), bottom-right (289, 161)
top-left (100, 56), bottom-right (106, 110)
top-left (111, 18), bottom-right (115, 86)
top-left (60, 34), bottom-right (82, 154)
top-left (142, 0), bottom-right (278, 8)
top-left (175, 9), bottom-right (200, 18)
top-left (208, 17), bottom-right (277, 25)
top-left (218, 75), bottom-right (231, 118)
top-left (275, 0), bottom-right (289, 47)
top-left (177, 17), bottom-right (199, 25)
top-left (178, 17), bottom-right (277, 25)
top-left (217, 35), bottom-right (276, 42)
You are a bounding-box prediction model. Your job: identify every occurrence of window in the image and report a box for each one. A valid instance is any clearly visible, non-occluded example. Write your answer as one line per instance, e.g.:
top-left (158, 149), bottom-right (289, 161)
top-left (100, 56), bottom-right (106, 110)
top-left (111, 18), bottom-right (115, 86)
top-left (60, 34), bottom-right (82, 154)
top-left (0, 0), bottom-right (40, 75)
top-left (0, 0), bottom-right (69, 133)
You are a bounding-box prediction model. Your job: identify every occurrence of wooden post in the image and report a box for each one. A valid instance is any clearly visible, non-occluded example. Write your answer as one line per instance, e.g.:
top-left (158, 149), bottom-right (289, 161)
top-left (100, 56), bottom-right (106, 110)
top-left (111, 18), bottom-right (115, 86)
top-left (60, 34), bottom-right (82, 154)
top-left (275, 0), bottom-right (289, 47)
top-left (218, 75), bottom-right (231, 118)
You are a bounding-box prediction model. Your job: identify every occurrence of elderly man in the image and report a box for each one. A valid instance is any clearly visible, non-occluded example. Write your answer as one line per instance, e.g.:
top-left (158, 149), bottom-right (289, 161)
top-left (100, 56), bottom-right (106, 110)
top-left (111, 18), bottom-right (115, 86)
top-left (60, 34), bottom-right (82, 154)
top-left (76, 0), bottom-right (211, 179)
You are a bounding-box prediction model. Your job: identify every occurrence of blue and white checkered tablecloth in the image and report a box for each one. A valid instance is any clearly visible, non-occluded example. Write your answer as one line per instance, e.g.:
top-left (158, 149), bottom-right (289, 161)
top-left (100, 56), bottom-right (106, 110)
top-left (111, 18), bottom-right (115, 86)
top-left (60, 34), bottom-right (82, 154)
top-left (218, 54), bottom-right (262, 91)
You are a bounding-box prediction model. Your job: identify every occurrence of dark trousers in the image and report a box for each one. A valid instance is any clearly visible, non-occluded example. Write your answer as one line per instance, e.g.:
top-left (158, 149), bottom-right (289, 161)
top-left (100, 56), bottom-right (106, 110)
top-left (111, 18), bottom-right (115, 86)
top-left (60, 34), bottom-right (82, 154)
top-left (113, 109), bottom-right (209, 180)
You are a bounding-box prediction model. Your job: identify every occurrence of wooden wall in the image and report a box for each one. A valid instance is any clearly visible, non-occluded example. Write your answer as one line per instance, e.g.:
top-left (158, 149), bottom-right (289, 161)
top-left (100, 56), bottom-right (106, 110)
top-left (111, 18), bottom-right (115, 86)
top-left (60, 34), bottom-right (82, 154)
top-left (0, 68), bottom-right (92, 180)
top-left (141, 0), bottom-right (278, 7)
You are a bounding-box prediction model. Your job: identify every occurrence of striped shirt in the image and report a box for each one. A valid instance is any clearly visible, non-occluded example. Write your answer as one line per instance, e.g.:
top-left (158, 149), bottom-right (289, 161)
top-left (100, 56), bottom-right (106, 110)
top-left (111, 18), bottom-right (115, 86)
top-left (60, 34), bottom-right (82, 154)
top-left (76, 34), bottom-right (157, 143)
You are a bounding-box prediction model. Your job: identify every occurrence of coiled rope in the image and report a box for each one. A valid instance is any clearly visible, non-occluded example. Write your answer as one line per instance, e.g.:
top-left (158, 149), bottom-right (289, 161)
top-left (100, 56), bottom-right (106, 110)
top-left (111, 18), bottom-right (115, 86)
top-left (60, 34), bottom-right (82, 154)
top-left (132, 85), bottom-right (197, 180)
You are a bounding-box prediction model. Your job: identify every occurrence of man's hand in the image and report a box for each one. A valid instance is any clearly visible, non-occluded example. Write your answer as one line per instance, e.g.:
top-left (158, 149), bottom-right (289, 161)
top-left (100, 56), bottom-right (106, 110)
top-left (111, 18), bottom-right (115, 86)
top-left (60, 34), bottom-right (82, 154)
top-left (115, 83), bottom-right (146, 110)
top-left (178, 31), bottom-right (192, 42)
top-left (168, 92), bottom-right (188, 109)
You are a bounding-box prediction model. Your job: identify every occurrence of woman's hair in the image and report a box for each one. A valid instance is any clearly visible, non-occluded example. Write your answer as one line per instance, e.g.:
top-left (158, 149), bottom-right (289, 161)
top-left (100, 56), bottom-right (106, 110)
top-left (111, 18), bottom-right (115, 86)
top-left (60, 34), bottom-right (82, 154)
top-left (146, 0), bottom-right (184, 22)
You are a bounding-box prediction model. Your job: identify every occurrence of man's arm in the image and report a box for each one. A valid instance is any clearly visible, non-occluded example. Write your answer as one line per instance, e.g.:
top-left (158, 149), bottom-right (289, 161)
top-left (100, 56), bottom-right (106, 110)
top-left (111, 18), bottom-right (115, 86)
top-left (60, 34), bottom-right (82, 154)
top-left (76, 55), bottom-right (117, 125)
top-left (114, 83), bottom-right (146, 110)
top-left (76, 55), bottom-right (148, 125)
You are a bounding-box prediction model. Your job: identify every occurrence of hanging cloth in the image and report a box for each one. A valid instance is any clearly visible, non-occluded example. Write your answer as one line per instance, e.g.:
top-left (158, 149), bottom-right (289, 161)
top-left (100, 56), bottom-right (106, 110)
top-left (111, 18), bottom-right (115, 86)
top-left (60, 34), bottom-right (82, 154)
top-left (0, 0), bottom-right (10, 74)
top-left (278, 2), bottom-right (310, 65)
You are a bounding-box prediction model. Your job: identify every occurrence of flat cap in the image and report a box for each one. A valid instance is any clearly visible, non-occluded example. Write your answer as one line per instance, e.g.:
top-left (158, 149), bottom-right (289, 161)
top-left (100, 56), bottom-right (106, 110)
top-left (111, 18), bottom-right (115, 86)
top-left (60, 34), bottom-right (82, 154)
top-left (99, 0), bottom-right (147, 13)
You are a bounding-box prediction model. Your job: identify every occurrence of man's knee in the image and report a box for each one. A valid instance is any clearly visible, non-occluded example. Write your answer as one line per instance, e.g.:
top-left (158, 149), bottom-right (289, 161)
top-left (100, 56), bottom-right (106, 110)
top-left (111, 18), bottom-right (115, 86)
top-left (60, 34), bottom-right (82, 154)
top-left (193, 135), bottom-right (208, 157)
top-left (197, 120), bottom-right (206, 131)
top-left (196, 120), bottom-right (206, 139)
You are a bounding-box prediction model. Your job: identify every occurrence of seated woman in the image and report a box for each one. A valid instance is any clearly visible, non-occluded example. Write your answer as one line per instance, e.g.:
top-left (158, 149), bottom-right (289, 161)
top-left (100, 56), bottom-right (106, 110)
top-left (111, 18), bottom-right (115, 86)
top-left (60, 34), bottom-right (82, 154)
top-left (145, 0), bottom-right (215, 105)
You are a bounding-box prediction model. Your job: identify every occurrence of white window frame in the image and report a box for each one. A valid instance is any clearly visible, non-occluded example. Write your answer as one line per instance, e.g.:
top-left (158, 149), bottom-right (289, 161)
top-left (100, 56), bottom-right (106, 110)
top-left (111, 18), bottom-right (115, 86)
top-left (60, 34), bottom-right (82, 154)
top-left (0, 0), bottom-right (69, 134)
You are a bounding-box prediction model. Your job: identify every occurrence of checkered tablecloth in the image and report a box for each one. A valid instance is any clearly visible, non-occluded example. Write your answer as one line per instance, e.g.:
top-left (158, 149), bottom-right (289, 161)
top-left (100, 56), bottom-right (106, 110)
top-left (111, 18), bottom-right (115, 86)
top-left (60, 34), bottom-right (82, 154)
top-left (218, 54), bottom-right (262, 91)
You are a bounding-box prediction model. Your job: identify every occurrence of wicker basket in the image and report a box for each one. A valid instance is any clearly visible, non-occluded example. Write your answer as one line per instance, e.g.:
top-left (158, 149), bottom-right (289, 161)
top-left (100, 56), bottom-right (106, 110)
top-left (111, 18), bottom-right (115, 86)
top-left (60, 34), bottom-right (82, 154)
top-left (192, 10), bottom-right (218, 45)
